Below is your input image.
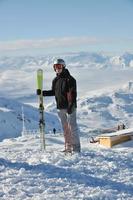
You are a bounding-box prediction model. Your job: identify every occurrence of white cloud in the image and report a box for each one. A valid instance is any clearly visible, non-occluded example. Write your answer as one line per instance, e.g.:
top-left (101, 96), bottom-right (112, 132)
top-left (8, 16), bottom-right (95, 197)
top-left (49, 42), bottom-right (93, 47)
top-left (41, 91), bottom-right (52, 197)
top-left (0, 37), bottom-right (100, 51)
top-left (0, 37), bottom-right (133, 55)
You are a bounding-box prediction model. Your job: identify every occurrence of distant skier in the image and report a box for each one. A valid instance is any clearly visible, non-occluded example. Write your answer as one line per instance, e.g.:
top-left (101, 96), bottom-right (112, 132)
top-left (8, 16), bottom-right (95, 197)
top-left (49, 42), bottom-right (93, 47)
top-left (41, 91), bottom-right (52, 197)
top-left (122, 123), bottom-right (125, 129)
top-left (53, 128), bottom-right (56, 135)
top-left (118, 123), bottom-right (126, 130)
top-left (37, 58), bottom-right (81, 153)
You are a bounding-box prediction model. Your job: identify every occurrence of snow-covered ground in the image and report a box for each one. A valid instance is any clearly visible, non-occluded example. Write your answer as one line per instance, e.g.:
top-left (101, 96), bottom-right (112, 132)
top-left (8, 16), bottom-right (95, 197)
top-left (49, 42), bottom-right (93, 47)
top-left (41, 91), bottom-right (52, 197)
top-left (0, 134), bottom-right (133, 200)
top-left (0, 52), bottom-right (133, 199)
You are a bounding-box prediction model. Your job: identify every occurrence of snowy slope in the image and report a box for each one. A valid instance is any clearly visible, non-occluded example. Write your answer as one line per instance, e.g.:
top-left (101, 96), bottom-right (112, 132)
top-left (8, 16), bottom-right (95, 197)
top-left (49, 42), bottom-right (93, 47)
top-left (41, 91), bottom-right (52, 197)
top-left (0, 97), bottom-right (61, 142)
top-left (0, 135), bottom-right (132, 200)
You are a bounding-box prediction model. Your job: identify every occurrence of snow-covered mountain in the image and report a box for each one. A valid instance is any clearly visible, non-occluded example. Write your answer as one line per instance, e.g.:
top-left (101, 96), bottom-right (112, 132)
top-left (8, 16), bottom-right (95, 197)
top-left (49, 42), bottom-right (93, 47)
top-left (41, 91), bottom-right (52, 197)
top-left (0, 97), bottom-right (61, 142)
top-left (0, 51), bottom-right (133, 70)
top-left (1, 51), bottom-right (133, 100)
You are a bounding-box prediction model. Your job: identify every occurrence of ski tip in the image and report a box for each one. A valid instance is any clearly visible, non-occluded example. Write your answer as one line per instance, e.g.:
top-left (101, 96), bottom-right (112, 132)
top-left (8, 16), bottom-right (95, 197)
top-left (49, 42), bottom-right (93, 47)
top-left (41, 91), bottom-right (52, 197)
top-left (37, 69), bottom-right (43, 73)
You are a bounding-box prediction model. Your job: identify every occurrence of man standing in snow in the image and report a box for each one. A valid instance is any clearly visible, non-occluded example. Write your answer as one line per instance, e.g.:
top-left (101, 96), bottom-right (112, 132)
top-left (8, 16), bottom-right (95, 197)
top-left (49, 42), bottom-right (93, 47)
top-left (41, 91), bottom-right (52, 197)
top-left (37, 58), bottom-right (81, 153)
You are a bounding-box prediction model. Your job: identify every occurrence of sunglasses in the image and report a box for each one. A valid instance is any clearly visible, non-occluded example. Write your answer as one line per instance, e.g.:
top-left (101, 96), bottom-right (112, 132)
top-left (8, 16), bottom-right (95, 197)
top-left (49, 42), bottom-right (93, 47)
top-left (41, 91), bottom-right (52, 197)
top-left (54, 64), bottom-right (63, 70)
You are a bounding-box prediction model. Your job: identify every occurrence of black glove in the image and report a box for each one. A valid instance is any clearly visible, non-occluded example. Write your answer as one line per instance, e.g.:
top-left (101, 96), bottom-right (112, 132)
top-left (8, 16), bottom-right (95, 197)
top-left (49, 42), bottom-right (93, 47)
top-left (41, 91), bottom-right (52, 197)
top-left (36, 89), bottom-right (41, 95)
top-left (43, 91), bottom-right (48, 96)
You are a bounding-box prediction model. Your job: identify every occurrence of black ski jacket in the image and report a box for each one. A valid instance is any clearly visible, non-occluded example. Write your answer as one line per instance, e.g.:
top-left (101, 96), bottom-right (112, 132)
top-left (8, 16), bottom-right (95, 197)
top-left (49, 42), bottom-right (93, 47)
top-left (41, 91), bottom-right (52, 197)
top-left (43, 69), bottom-right (77, 109)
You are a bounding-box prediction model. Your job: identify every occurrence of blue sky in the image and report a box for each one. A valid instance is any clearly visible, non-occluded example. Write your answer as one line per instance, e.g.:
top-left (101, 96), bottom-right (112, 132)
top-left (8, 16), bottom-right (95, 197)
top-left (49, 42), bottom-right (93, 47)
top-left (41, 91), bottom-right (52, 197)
top-left (0, 0), bottom-right (133, 55)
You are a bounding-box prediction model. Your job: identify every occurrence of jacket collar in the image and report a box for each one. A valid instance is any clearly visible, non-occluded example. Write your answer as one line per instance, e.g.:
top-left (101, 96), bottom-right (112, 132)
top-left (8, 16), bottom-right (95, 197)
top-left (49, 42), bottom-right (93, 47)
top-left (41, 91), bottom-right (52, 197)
top-left (56, 68), bottom-right (70, 78)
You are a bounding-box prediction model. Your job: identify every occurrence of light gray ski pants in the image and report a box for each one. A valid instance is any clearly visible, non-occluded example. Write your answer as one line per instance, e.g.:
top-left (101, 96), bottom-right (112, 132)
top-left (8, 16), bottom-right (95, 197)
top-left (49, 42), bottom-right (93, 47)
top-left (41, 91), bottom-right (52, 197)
top-left (58, 109), bottom-right (81, 150)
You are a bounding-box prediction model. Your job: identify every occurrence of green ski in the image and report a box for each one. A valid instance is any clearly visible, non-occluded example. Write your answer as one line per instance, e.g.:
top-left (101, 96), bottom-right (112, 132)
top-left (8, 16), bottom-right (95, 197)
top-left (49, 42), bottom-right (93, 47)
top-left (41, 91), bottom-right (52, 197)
top-left (37, 69), bottom-right (45, 150)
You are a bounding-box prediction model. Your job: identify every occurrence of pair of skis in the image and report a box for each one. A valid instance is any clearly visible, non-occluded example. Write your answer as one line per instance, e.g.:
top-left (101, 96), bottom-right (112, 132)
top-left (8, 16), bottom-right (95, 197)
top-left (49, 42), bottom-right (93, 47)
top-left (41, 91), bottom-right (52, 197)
top-left (37, 69), bottom-right (45, 151)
